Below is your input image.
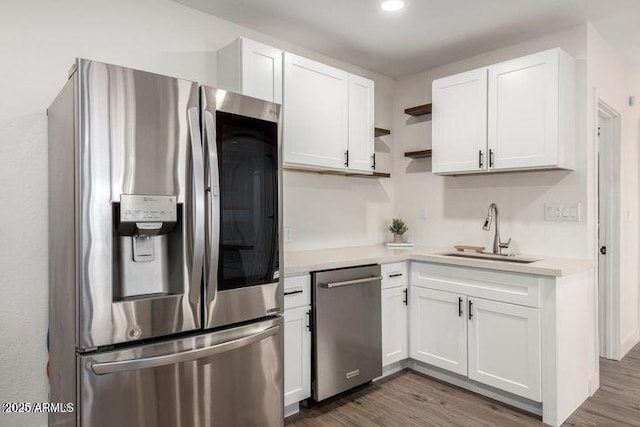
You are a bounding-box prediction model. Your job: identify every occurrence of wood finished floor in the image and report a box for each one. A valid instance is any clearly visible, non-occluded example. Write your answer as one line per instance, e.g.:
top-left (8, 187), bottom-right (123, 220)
top-left (286, 343), bottom-right (640, 426)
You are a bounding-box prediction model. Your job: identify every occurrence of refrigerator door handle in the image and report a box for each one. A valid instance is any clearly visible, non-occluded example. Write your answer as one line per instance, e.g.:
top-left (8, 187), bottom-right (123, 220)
top-left (187, 107), bottom-right (205, 296)
top-left (203, 108), bottom-right (220, 308)
top-left (91, 324), bottom-right (280, 375)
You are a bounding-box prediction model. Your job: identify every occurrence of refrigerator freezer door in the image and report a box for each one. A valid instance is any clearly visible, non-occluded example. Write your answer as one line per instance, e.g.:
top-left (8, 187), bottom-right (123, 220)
top-left (78, 317), bottom-right (284, 427)
top-left (76, 59), bottom-right (203, 348)
top-left (201, 87), bottom-right (283, 328)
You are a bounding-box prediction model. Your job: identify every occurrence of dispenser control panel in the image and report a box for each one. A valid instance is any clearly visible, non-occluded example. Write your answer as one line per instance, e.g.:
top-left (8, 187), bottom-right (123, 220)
top-left (120, 195), bottom-right (177, 222)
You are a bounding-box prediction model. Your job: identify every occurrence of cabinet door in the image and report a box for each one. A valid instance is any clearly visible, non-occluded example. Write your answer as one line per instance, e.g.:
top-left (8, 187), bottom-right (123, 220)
top-left (488, 49), bottom-right (559, 170)
top-left (432, 68), bottom-right (488, 174)
top-left (381, 286), bottom-right (408, 367)
top-left (347, 74), bottom-right (375, 174)
top-left (283, 53), bottom-right (348, 170)
top-left (284, 306), bottom-right (311, 406)
top-left (410, 287), bottom-right (467, 375)
top-left (241, 39), bottom-right (282, 104)
top-left (467, 297), bottom-right (541, 401)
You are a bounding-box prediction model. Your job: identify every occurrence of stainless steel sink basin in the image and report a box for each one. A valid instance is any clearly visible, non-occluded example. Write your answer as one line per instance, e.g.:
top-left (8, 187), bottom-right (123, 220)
top-left (439, 251), bottom-right (540, 264)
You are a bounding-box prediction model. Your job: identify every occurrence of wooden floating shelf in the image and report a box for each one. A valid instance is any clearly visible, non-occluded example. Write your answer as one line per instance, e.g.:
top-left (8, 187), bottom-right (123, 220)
top-left (404, 103), bottom-right (432, 117)
top-left (346, 172), bottom-right (391, 178)
top-left (404, 149), bottom-right (432, 159)
top-left (283, 166), bottom-right (390, 179)
top-left (374, 127), bottom-right (391, 137)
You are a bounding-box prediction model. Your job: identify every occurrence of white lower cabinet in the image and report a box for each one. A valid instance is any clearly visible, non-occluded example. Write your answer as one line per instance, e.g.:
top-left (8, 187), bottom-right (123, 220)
top-left (410, 287), bottom-right (467, 376)
top-left (381, 286), bottom-right (408, 366)
top-left (283, 274), bottom-right (311, 409)
top-left (284, 305), bottom-right (311, 407)
top-left (467, 297), bottom-right (541, 401)
top-left (409, 263), bottom-right (542, 402)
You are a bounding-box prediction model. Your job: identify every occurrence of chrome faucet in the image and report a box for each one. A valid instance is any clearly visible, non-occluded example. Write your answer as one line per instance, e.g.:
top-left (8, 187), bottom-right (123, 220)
top-left (482, 203), bottom-right (511, 254)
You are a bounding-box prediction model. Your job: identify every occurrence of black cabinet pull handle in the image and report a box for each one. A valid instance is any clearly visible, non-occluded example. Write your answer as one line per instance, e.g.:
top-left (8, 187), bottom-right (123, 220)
top-left (389, 273), bottom-right (403, 278)
top-left (306, 309), bottom-right (312, 331)
top-left (458, 297), bottom-right (463, 317)
top-left (403, 288), bottom-right (408, 306)
top-left (489, 149), bottom-right (494, 168)
top-left (344, 150), bottom-right (349, 167)
top-left (479, 150), bottom-right (484, 168)
top-left (468, 300), bottom-right (473, 320)
top-left (284, 289), bottom-right (303, 296)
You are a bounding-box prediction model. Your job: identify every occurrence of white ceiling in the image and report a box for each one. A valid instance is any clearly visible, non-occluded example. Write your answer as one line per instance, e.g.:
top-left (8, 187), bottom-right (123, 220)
top-left (175, 0), bottom-right (640, 77)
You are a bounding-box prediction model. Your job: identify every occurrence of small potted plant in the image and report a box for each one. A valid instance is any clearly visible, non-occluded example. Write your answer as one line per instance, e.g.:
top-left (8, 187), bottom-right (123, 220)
top-left (388, 218), bottom-right (408, 243)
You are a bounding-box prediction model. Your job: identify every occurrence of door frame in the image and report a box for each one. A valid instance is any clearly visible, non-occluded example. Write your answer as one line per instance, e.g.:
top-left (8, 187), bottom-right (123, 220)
top-left (597, 99), bottom-right (621, 360)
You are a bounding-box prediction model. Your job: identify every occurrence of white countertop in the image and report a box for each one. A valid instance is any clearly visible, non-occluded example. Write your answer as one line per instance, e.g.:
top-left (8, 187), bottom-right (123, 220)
top-left (284, 245), bottom-right (596, 277)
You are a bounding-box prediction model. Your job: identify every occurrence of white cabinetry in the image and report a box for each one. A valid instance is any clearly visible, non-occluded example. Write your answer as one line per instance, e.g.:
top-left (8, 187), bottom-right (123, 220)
top-left (218, 41), bottom-right (375, 174)
top-left (283, 52), bottom-right (374, 173)
top-left (410, 287), bottom-right (467, 375)
top-left (467, 297), bottom-right (541, 401)
top-left (284, 306), bottom-right (311, 406)
top-left (217, 38), bottom-right (283, 103)
top-left (381, 262), bottom-right (408, 367)
top-left (283, 275), bottom-right (311, 411)
top-left (432, 48), bottom-right (574, 175)
top-left (347, 74), bottom-right (375, 173)
top-left (410, 262), bottom-right (542, 401)
top-left (432, 68), bottom-right (488, 174)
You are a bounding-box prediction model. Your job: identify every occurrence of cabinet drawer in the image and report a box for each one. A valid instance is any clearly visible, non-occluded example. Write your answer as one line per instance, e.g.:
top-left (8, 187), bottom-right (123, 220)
top-left (411, 262), bottom-right (542, 308)
top-left (284, 274), bottom-right (311, 310)
top-left (381, 262), bottom-right (407, 289)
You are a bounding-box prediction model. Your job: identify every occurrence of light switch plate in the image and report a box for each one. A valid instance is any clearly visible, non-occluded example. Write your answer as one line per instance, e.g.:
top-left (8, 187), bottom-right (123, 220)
top-left (544, 203), bottom-right (580, 222)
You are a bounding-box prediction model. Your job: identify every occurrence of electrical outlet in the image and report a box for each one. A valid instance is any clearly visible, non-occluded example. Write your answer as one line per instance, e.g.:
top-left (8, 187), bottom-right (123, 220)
top-left (419, 207), bottom-right (428, 220)
top-left (285, 226), bottom-right (293, 243)
top-left (544, 203), bottom-right (580, 222)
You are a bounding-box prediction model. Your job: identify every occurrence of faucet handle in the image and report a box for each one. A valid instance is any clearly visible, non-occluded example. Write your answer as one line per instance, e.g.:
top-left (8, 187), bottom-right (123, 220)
top-left (499, 238), bottom-right (512, 249)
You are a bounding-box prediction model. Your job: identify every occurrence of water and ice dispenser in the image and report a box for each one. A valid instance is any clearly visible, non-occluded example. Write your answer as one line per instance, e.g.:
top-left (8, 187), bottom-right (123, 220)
top-left (113, 195), bottom-right (184, 300)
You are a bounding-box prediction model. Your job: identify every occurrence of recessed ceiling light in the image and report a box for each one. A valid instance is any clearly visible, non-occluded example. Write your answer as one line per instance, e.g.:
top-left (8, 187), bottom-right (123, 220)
top-left (381, 0), bottom-right (405, 12)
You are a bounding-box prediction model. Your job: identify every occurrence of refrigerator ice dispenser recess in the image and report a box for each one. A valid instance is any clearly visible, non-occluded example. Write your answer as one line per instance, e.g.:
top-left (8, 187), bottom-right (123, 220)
top-left (113, 194), bottom-right (184, 300)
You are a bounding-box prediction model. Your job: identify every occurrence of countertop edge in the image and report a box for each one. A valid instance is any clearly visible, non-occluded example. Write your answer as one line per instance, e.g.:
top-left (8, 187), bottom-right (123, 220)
top-left (283, 247), bottom-right (596, 278)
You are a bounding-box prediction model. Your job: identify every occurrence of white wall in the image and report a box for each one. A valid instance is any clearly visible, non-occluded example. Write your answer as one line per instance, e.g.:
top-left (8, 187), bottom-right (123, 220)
top-left (586, 25), bottom-right (640, 358)
top-left (634, 65), bottom-right (640, 355)
top-left (0, 1), bottom-right (393, 426)
top-left (392, 25), bottom-right (590, 258)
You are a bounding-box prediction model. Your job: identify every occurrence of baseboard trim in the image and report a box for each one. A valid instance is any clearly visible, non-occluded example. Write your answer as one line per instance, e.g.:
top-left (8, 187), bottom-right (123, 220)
top-left (290, 359), bottom-right (544, 419)
top-left (620, 328), bottom-right (639, 359)
top-left (588, 373), bottom-right (599, 396)
top-left (409, 360), bottom-right (542, 417)
top-left (375, 360), bottom-right (409, 381)
top-left (284, 402), bottom-right (300, 418)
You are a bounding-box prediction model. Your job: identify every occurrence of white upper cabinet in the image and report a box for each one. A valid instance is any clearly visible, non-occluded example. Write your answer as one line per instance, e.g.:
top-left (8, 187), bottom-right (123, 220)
top-left (283, 52), bottom-right (349, 170)
top-left (219, 40), bottom-right (375, 173)
top-left (432, 68), bottom-right (488, 174)
top-left (488, 49), bottom-right (573, 170)
top-left (347, 74), bottom-right (375, 173)
top-left (432, 48), bottom-right (574, 175)
top-left (217, 38), bottom-right (283, 103)
top-left (283, 53), bottom-right (374, 172)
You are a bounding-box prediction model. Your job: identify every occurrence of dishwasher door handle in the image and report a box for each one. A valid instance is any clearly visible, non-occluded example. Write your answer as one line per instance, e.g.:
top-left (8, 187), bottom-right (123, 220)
top-left (322, 276), bottom-right (383, 289)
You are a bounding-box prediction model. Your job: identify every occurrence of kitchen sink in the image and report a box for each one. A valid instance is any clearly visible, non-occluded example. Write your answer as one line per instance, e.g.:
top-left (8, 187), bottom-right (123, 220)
top-left (439, 252), bottom-right (540, 264)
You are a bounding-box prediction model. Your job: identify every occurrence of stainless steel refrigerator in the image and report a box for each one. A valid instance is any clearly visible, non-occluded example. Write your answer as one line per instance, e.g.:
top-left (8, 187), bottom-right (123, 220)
top-left (48, 59), bottom-right (283, 427)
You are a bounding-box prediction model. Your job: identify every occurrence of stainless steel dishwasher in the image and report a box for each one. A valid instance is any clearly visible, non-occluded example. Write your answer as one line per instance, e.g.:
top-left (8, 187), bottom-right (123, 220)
top-left (311, 264), bottom-right (382, 402)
